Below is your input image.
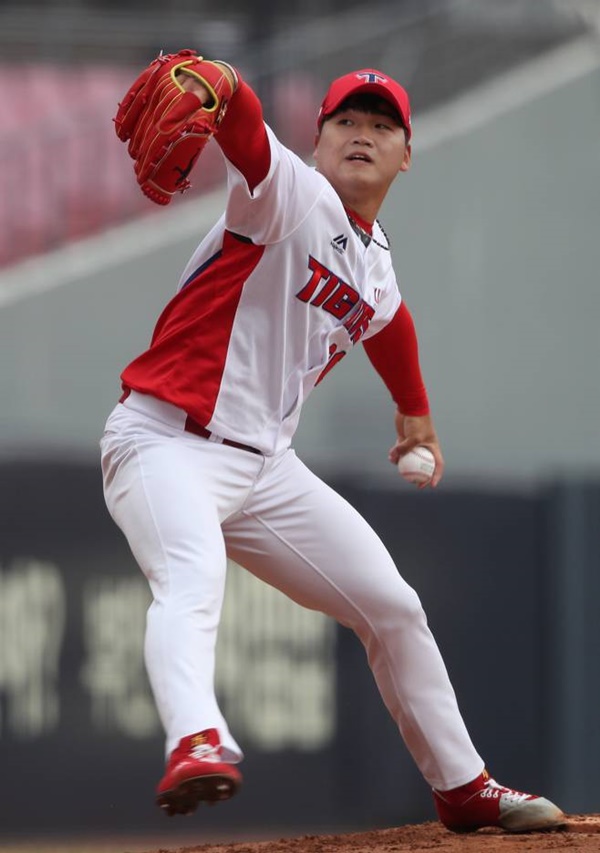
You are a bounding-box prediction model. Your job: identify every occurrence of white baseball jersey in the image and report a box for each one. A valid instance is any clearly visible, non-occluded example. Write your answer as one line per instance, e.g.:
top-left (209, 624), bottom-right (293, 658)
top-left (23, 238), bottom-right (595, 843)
top-left (122, 126), bottom-right (401, 455)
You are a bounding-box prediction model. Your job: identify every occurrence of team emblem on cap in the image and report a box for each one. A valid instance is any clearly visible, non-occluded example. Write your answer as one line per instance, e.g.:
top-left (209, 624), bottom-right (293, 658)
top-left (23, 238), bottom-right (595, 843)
top-left (356, 72), bottom-right (388, 84)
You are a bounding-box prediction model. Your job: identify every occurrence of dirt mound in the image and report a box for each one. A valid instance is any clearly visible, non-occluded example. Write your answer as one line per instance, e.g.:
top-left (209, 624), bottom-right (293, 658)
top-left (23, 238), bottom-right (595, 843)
top-left (137, 815), bottom-right (600, 853)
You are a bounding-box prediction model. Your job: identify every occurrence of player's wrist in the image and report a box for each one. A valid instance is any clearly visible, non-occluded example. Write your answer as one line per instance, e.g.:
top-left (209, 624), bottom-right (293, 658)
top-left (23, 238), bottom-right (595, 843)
top-left (212, 60), bottom-right (239, 92)
top-left (395, 391), bottom-right (430, 418)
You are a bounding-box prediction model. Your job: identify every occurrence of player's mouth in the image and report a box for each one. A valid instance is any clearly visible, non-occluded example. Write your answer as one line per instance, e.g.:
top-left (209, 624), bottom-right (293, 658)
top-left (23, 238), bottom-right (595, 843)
top-left (346, 152), bottom-right (373, 163)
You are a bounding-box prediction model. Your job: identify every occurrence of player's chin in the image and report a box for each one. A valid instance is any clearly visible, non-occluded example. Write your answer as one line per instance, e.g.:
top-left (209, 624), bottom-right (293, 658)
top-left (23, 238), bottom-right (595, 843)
top-left (339, 168), bottom-right (379, 192)
top-left (343, 160), bottom-right (377, 176)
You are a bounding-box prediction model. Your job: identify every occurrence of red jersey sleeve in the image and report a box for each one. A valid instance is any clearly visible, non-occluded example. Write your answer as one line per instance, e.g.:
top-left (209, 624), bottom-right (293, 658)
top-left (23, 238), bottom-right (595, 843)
top-left (363, 301), bottom-right (430, 416)
top-left (215, 77), bottom-right (271, 194)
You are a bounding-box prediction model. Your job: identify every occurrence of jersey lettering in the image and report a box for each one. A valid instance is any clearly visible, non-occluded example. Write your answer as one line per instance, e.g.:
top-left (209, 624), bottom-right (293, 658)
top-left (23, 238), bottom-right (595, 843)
top-left (295, 257), bottom-right (333, 303)
top-left (312, 275), bottom-right (342, 308)
top-left (344, 300), bottom-right (375, 344)
top-left (322, 281), bottom-right (359, 319)
top-left (296, 256), bottom-right (375, 345)
top-left (297, 257), bottom-right (361, 320)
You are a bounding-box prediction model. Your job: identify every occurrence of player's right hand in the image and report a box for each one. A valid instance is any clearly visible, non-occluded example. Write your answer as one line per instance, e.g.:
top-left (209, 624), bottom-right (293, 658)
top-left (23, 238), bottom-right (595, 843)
top-left (388, 411), bottom-right (444, 488)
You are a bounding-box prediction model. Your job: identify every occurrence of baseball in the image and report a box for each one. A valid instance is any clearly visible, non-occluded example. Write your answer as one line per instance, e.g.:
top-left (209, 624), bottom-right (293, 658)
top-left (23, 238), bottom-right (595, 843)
top-left (397, 446), bottom-right (435, 485)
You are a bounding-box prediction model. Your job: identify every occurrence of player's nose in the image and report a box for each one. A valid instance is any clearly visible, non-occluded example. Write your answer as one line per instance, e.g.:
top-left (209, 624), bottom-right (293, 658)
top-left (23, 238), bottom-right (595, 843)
top-left (351, 134), bottom-right (374, 147)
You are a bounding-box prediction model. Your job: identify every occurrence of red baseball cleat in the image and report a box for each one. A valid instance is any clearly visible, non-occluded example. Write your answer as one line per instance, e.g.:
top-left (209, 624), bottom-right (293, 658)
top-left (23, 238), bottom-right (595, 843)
top-left (433, 770), bottom-right (566, 833)
top-left (156, 728), bottom-right (242, 816)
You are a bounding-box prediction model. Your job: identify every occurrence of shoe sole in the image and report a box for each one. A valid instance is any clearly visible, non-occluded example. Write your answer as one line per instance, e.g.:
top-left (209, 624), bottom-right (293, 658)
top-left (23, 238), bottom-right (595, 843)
top-left (501, 813), bottom-right (568, 833)
top-left (447, 822), bottom-right (565, 834)
top-left (445, 814), bottom-right (567, 834)
top-left (157, 773), bottom-right (241, 816)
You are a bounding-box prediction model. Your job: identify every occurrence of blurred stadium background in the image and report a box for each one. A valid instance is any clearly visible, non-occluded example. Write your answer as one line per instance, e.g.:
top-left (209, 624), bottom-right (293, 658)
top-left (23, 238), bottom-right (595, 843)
top-left (1, 0), bottom-right (599, 851)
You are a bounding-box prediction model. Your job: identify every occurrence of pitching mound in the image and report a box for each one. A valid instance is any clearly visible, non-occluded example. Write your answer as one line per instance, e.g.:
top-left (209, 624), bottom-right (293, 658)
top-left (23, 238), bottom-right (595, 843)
top-left (137, 815), bottom-right (600, 853)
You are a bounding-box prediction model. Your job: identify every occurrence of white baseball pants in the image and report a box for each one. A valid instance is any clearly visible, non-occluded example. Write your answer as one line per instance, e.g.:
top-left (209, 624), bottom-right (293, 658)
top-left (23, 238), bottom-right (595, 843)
top-left (100, 391), bottom-right (483, 790)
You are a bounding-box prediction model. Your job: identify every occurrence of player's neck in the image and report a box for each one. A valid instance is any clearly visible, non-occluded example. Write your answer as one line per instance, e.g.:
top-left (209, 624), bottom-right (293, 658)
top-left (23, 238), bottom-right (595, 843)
top-left (338, 191), bottom-right (383, 225)
top-left (344, 207), bottom-right (391, 251)
top-left (345, 207), bottom-right (373, 234)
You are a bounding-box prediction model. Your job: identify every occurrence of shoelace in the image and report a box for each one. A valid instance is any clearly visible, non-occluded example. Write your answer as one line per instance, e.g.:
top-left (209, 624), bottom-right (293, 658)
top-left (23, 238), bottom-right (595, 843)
top-left (486, 779), bottom-right (529, 804)
top-left (191, 743), bottom-right (220, 762)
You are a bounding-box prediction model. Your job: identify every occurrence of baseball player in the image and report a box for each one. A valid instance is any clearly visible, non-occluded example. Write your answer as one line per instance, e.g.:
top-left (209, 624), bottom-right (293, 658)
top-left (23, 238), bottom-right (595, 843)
top-left (101, 55), bottom-right (565, 833)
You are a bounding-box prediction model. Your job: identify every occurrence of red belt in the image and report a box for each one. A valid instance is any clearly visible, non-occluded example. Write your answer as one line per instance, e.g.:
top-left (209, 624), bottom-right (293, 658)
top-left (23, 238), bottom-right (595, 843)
top-left (183, 415), bottom-right (262, 455)
top-left (119, 389), bottom-right (262, 456)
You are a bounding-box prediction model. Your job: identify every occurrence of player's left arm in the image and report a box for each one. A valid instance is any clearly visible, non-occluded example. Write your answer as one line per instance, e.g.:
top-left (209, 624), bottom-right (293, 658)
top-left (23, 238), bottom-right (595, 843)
top-left (178, 70), bottom-right (271, 193)
top-left (181, 67), bottom-right (320, 247)
top-left (362, 301), bottom-right (445, 487)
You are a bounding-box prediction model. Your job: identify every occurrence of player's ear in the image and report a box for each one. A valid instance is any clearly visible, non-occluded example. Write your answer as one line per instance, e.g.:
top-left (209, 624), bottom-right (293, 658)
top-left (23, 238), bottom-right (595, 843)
top-left (400, 143), bottom-right (411, 173)
top-left (313, 133), bottom-right (322, 163)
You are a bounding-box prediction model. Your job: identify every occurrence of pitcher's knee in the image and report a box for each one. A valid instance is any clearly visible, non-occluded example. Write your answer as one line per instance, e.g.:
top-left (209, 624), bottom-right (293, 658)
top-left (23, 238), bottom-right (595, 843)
top-left (389, 584), bottom-right (425, 625)
top-left (358, 582), bottom-right (426, 634)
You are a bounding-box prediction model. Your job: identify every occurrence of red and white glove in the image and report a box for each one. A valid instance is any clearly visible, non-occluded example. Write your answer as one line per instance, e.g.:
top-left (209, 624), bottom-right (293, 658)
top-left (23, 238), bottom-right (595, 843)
top-left (114, 49), bottom-right (237, 205)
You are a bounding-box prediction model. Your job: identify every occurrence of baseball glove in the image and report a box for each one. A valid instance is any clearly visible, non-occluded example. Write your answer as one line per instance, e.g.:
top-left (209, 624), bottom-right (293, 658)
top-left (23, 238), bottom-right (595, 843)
top-left (114, 49), bottom-right (237, 205)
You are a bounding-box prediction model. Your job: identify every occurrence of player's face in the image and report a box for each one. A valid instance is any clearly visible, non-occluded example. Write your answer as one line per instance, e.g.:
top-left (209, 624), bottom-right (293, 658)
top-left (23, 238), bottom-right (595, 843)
top-left (314, 105), bottom-right (411, 218)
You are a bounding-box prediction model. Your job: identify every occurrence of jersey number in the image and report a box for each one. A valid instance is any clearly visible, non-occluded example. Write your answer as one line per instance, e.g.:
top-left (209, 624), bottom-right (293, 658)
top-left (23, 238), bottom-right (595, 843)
top-left (316, 344), bottom-right (346, 385)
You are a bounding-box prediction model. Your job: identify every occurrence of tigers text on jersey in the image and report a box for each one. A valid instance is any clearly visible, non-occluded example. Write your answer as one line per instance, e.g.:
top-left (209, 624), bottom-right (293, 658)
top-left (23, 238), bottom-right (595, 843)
top-left (121, 126), bottom-right (402, 456)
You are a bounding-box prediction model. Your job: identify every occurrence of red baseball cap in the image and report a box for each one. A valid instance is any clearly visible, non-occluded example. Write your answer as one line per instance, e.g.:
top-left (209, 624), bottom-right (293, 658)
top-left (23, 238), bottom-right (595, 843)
top-left (317, 69), bottom-right (412, 140)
